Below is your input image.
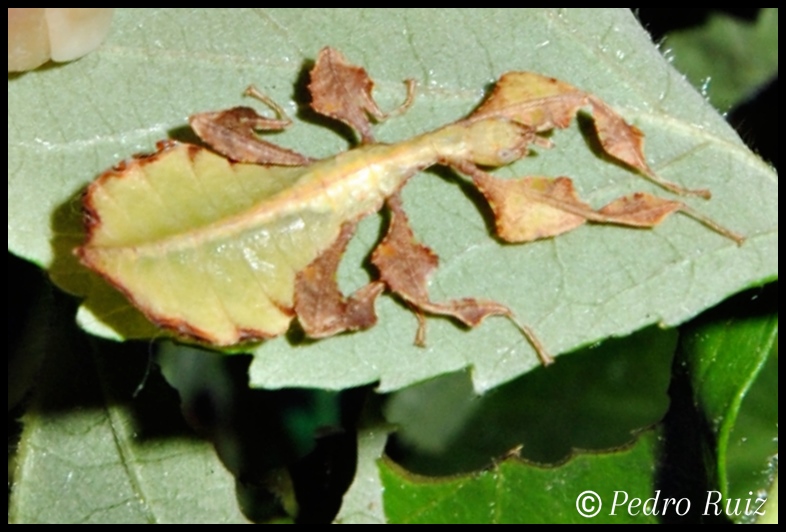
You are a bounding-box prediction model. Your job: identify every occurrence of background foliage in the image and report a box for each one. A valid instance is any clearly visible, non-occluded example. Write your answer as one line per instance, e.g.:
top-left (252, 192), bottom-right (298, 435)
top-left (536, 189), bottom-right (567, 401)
top-left (8, 8), bottom-right (777, 523)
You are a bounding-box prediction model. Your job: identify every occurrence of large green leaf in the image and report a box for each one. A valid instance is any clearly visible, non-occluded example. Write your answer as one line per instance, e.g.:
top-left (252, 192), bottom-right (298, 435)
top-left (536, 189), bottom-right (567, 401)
top-left (8, 338), bottom-right (247, 524)
top-left (678, 287), bottom-right (778, 523)
top-left (377, 286), bottom-right (777, 523)
top-left (8, 9), bottom-right (777, 393)
top-left (381, 429), bottom-right (664, 524)
top-left (383, 326), bottom-right (676, 472)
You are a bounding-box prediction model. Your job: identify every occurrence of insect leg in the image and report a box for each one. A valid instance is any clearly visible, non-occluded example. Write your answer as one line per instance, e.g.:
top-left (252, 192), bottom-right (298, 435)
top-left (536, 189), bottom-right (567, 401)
top-left (189, 89), bottom-right (312, 166)
top-left (371, 193), bottom-right (553, 365)
top-left (453, 160), bottom-right (744, 245)
top-left (308, 46), bottom-right (415, 145)
top-left (294, 223), bottom-right (385, 338)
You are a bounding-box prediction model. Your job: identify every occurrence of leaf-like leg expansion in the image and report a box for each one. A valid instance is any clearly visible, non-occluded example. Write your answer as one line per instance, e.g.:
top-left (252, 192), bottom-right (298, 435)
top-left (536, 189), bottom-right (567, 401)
top-left (455, 161), bottom-right (744, 244)
top-left (597, 194), bottom-right (745, 244)
top-left (372, 193), bottom-right (553, 365)
top-left (189, 87), bottom-right (312, 166)
top-left (309, 46), bottom-right (415, 144)
top-left (587, 96), bottom-right (710, 198)
top-left (453, 160), bottom-right (588, 241)
top-left (295, 223), bottom-right (386, 338)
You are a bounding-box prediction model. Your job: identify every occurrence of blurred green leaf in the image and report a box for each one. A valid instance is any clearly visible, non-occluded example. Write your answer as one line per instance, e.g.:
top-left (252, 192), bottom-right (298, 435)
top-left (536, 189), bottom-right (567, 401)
top-left (678, 285), bottom-right (778, 523)
top-left (757, 474), bottom-right (778, 524)
top-left (664, 9), bottom-right (778, 110)
top-left (334, 421), bottom-right (390, 524)
top-left (8, 339), bottom-right (247, 524)
top-left (384, 327), bottom-right (675, 472)
top-left (381, 429), bottom-right (663, 524)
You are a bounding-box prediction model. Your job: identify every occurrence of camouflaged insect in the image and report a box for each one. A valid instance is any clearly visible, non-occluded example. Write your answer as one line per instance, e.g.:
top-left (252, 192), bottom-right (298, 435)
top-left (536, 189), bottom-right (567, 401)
top-left (78, 47), bottom-right (743, 365)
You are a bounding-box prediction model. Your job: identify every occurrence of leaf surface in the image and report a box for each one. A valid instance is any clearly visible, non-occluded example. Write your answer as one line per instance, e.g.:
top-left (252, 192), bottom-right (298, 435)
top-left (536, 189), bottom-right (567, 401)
top-left (381, 429), bottom-right (663, 524)
top-left (8, 9), bottom-right (777, 392)
top-left (678, 287), bottom-right (778, 523)
top-left (8, 339), bottom-right (247, 524)
top-left (383, 326), bottom-right (675, 472)
top-left (334, 422), bottom-right (390, 524)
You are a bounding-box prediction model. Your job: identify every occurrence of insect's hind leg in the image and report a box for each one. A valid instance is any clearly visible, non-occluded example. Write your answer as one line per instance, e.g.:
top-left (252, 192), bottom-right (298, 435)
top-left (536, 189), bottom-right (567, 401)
top-left (371, 193), bottom-right (553, 366)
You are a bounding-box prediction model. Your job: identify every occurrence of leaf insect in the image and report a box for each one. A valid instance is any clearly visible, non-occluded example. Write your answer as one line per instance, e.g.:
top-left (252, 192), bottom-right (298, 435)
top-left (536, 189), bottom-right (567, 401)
top-left (77, 47), bottom-right (744, 365)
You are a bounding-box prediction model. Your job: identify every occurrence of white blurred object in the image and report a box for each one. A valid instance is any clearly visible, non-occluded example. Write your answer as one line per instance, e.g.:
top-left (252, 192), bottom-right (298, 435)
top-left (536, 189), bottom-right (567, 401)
top-left (8, 8), bottom-right (114, 72)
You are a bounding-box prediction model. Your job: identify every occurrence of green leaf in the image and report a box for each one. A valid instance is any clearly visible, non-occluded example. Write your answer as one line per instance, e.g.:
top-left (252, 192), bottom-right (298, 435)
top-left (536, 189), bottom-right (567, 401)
top-left (383, 327), bottom-right (675, 472)
top-left (8, 9), bottom-right (777, 394)
top-left (380, 429), bottom-right (663, 524)
top-left (334, 420), bottom-right (391, 524)
top-left (678, 286), bottom-right (778, 523)
top-left (757, 474), bottom-right (778, 524)
top-left (376, 285), bottom-right (778, 524)
top-left (663, 9), bottom-right (778, 111)
top-left (8, 339), bottom-right (248, 524)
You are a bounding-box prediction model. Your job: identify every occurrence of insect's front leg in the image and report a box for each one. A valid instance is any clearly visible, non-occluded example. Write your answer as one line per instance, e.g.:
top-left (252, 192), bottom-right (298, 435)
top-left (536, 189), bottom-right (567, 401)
top-left (189, 86), bottom-right (313, 166)
top-left (308, 46), bottom-right (415, 145)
